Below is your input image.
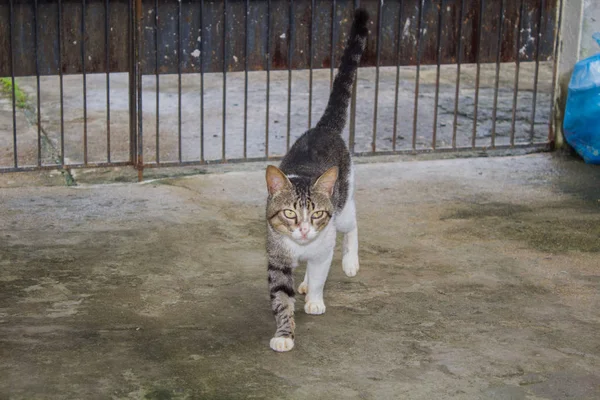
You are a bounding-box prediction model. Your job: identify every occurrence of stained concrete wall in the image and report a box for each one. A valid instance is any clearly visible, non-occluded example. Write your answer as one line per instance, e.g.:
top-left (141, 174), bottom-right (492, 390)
top-left (580, 0), bottom-right (600, 60)
top-left (555, 0), bottom-right (599, 148)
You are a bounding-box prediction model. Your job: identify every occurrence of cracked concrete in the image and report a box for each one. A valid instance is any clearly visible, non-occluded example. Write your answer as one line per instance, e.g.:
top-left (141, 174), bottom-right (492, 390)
top-left (0, 153), bottom-right (598, 399)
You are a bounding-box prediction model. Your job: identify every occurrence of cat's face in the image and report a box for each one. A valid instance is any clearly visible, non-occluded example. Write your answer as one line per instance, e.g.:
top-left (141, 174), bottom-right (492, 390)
top-left (266, 166), bottom-right (338, 244)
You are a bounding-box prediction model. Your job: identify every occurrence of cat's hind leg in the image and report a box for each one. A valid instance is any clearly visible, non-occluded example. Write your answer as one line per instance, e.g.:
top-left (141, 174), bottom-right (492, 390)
top-left (336, 198), bottom-right (359, 277)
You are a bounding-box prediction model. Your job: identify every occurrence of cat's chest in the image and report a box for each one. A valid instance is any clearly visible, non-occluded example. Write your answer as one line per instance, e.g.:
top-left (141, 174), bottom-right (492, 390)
top-left (283, 221), bottom-right (336, 263)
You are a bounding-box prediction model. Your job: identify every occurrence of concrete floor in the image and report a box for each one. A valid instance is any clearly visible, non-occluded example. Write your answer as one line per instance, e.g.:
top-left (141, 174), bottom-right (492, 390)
top-left (0, 153), bottom-right (599, 399)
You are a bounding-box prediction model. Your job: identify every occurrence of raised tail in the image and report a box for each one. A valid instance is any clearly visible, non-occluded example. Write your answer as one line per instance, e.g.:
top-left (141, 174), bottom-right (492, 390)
top-left (316, 8), bottom-right (369, 134)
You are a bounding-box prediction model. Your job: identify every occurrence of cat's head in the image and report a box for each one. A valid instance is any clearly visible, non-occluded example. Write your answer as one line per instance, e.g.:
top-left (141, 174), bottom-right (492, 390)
top-left (265, 165), bottom-right (338, 244)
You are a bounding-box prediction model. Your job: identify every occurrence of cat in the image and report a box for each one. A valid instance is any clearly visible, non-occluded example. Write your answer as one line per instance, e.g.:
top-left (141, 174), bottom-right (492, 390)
top-left (265, 9), bottom-right (369, 352)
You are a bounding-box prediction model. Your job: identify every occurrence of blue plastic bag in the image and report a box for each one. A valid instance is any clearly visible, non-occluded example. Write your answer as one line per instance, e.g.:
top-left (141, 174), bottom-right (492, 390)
top-left (563, 33), bottom-right (600, 164)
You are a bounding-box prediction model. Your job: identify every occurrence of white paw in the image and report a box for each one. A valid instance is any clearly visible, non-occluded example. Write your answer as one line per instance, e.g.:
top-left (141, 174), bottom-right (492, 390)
top-left (343, 254), bottom-right (360, 277)
top-left (304, 300), bottom-right (326, 315)
top-left (270, 336), bottom-right (294, 352)
top-left (297, 281), bottom-right (308, 295)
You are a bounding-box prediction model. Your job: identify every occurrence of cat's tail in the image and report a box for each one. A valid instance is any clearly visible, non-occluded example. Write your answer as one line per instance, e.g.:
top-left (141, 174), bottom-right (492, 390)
top-left (315, 8), bottom-right (369, 134)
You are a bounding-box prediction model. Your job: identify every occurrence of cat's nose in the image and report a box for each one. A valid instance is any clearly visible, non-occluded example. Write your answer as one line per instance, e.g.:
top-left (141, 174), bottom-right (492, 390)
top-left (299, 222), bottom-right (310, 235)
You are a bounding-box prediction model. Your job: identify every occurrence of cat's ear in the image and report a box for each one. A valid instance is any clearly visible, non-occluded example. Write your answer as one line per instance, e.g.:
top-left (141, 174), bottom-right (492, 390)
top-left (266, 165), bottom-right (291, 195)
top-left (313, 166), bottom-right (338, 197)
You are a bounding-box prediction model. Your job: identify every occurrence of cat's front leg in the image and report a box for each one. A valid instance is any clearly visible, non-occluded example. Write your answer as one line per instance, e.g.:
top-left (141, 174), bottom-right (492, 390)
top-left (268, 260), bottom-right (296, 352)
top-left (304, 248), bottom-right (334, 315)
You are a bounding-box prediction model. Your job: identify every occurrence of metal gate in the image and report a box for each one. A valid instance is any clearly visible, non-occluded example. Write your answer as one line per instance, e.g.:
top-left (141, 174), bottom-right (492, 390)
top-left (0, 0), bottom-right (562, 180)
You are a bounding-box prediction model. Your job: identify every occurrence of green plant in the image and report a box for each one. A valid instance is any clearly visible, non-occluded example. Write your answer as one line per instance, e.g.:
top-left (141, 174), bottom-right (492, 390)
top-left (0, 77), bottom-right (28, 109)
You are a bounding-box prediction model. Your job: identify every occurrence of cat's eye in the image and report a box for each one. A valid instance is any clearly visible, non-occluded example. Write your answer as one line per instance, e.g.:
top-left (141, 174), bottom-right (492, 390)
top-left (282, 209), bottom-right (297, 219)
top-left (312, 211), bottom-right (325, 219)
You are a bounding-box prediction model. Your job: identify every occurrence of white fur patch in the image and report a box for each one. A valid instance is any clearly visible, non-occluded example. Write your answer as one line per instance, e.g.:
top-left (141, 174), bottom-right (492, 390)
top-left (342, 240), bottom-right (360, 277)
top-left (297, 281), bottom-right (308, 295)
top-left (304, 300), bottom-right (326, 315)
top-left (270, 337), bottom-right (294, 352)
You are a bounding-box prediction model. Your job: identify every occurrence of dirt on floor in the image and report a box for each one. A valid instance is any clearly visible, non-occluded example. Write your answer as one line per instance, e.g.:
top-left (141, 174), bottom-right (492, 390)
top-left (0, 153), bottom-right (599, 399)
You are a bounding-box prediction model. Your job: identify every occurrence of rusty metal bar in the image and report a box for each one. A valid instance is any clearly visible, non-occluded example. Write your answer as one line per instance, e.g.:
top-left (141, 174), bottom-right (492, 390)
top-left (330, 0), bottom-right (336, 91)
top-left (244, 0), bottom-right (249, 158)
top-left (128, 0), bottom-right (137, 165)
top-left (8, 0), bottom-right (16, 168)
top-left (529, 0), bottom-right (544, 144)
top-left (178, 0), bottom-right (183, 162)
top-left (432, 0), bottom-right (443, 150)
top-left (265, 0), bottom-right (271, 157)
top-left (135, 0), bottom-right (143, 180)
top-left (137, 142), bottom-right (549, 169)
top-left (154, 0), bottom-right (160, 164)
top-left (452, 0), bottom-right (465, 149)
top-left (392, 0), bottom-right (404, 152)
top-left (82, 0), bottom-right (88, 164)
top-left (549, 0), bottom-right (563, 145)
top-left (0, 142), bottom-right (549, 174)
top-left (348, 0), bottom-right (360, 155)
top-left (308, 0), bottom-right (314, 129)
top-left (510, 0), bottom-right (524, 147)
top-left (34, 0), bottom-right (41, 166)
top-left (222, 0), bottom-right (227, 161)
top-left (372, 0), bottom-right (383, 153)
top-left (0, 161), bottom-right (133, 173)
top-left (491, 0), bottom-right (505, 149)
top-left (286, 0), bottom-right (294, 151)
top-left (106, 0), bottom-right (111, 163)
top-left (471, 0), bottom-right (484, 149)
top-left (412, 0), bottom-right (425, 151)
top-left (58, 0), bottom-right (65, 166)
top-left (200, 0), bottom-right (205, 162)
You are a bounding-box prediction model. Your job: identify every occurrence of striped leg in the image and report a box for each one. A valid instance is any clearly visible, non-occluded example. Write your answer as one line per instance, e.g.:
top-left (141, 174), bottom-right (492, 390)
top-left (268, 261), bottom-right (295, 352)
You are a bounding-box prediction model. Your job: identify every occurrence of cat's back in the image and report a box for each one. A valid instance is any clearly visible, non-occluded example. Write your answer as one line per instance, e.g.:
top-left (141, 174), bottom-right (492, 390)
top-left (279, 127), bottom-right (350, 179)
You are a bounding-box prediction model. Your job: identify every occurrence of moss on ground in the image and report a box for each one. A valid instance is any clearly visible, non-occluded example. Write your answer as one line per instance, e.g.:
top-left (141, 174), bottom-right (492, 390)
top-left (0, 77), bottom-right (28, 109)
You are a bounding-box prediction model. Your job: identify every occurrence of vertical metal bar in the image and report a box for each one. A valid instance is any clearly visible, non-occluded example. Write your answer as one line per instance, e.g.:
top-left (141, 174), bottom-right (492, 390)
top-left (8, 0), bottom-right (17, 168)
top-left (308, 0), bottom-right (314, 129)
top-left (135, 0), bottom-right (143, 179)
top-left (58, 0), bottom-right (65, 166)
top-left (222, 0), bottom-right (227, 161)
top-left (412, 0), bottom-right (425, 151)
top-left (392, 0), bottom-right (404, 152)
top-left (549, 0), bottom-right (563, 145)
top-left (432, 0), bottom-right (443, 150)
top-left (490, 0), bottom-right (505, 148)
top-left (154, 0), bottom-right (159, 163)
top-left (82, 0), bottom-right (88, 164)
top-left (286, 0), bottom-right (294, 152)
top-left (178, 0), bottom-right (182, 162)
top-left (330, 0), bottom-right (336, 91)
top-left (128, 0), bottom-right (137, 166)
top-left (510, 0), bottom-right (524, 147)
top-left (34, 0), bottom-right (42, 166)
top-left (372, 0), bottom-right (383, 153)
top-left (200, 0), bottom-right (205, 161)
top-left (529, 0), bottom-right (544, 144)
top-left (471, 0), bottom-right (484, 149)
top-left (105, 0), bottom-right (111, 163)
top-left (244, 0), bottom-right (249, 159)
top-left (348, 0), bottom-right (360, 155)
top-left (265, 0), bottom-right (271, 157)
top-left (451, 0), bottom-right (465, 149)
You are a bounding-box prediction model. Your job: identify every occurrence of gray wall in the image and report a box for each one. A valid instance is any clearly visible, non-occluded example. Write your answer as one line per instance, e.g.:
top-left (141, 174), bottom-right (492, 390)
top-left (580, 0), bottom-right (600, 60)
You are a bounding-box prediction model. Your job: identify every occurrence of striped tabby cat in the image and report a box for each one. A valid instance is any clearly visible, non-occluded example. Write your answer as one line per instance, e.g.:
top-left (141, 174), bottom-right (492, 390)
top-left (265, 9), bottom-right (369, 352)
